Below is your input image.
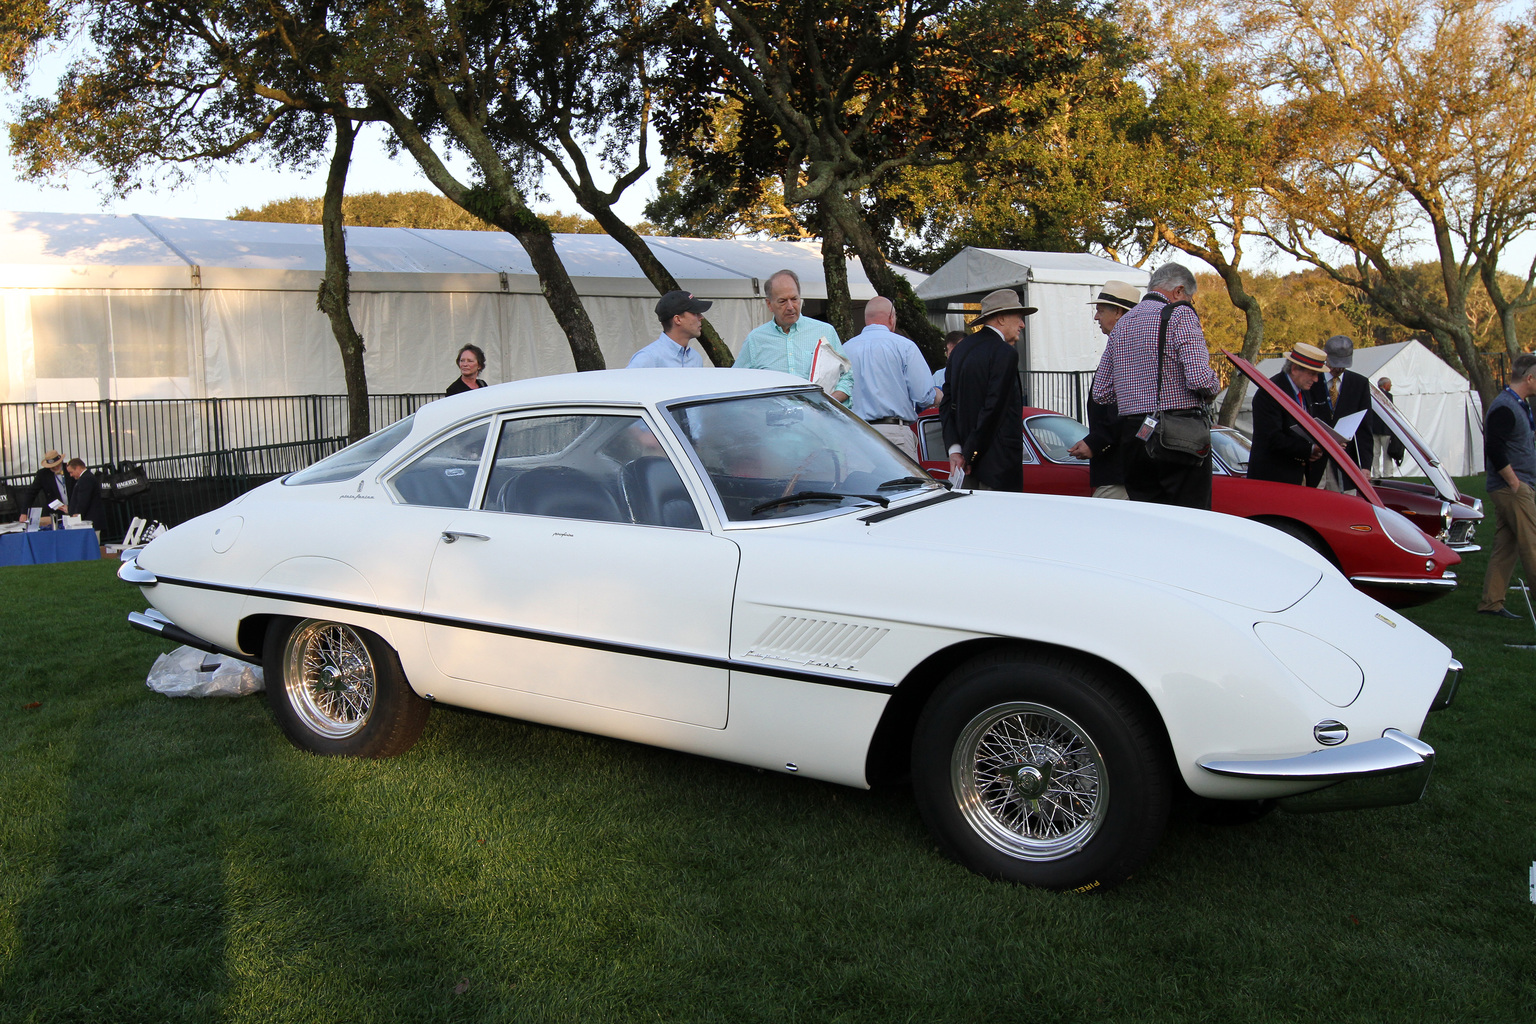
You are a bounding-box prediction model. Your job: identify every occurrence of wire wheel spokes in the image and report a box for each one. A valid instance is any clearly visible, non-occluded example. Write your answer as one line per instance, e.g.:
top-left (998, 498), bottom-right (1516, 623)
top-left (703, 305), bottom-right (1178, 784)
top-left (952, 701), bottom-right (1107, 861)
top-left (285, 621), bottom-right (377, 739)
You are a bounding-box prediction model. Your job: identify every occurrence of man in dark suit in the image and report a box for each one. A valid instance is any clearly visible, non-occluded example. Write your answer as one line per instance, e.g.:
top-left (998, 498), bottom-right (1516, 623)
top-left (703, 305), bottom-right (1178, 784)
top-left (1249, 342), bottom-right (1329, 485)
top-left (66, 459), bottom-right (105, 524)
top-left (940, 288), bottom-right (1031, 491)
top-left (1311, 334), bottom-right (1374, 473)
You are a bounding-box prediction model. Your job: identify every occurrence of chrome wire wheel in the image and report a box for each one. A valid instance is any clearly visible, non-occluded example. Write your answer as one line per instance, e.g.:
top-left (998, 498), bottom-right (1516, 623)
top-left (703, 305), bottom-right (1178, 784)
top-left (283, 620), bottom-right (376, 740)
top-left (951, 701), bottom-right (1107, 861)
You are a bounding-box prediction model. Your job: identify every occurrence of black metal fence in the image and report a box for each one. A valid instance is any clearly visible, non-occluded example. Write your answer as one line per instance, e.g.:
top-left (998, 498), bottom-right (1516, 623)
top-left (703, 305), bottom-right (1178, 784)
top-left (2, 394), bottom-right (439, 541)
top-left (1026, 370), bottom-right (1096, 421)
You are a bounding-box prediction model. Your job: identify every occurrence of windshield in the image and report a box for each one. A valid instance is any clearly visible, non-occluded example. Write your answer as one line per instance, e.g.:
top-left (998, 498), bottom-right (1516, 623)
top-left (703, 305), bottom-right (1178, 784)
top-left (1210, 427), bottom-right (1251, 474)
top-left (1026, 415), bottom-right (1089, 463)
top-left (1370, 386), bottom-right (1460, 501)
top-left (666, 389), bottom-right (942, 521)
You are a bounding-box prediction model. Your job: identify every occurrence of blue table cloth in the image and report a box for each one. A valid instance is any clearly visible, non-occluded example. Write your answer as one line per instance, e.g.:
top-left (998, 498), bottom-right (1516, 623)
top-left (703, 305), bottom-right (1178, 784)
top-left (0, 530), bottom-right (100, 567)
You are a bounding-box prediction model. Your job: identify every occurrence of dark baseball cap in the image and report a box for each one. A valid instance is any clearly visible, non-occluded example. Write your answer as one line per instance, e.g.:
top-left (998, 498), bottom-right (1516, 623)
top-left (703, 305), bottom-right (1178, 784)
top-left (656, 290), bottom-right (713, 324)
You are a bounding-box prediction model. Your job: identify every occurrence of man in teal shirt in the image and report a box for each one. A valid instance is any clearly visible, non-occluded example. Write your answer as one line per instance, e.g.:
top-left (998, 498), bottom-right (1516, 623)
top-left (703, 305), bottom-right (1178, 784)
top-left (737, 269), bottom-right (854, 404)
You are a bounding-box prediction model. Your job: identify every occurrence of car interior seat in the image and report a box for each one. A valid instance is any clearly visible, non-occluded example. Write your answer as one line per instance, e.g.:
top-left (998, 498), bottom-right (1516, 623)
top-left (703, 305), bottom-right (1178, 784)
top-left (501, 466), bottom-right (624, 522)
top-left (621, 456), bottom-right (703, 529)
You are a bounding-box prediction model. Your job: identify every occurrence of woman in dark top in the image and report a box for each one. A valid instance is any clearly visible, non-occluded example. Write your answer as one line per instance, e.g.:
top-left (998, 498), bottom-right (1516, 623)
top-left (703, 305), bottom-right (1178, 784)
top-left (446, 344), bottom-right (489, 396)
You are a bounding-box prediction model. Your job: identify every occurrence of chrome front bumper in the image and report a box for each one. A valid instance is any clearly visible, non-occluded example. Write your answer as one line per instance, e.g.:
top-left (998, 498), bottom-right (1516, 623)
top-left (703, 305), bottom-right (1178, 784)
top-left (1199, 729), bottom-right (1435, 813)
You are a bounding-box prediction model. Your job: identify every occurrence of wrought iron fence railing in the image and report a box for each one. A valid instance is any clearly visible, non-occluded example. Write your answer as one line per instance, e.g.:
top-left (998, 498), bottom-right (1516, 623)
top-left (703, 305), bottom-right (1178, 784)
top-left (1026, 370), bottom-right (1096, 421)
top-left (2, 393), bottom-right (439, 541)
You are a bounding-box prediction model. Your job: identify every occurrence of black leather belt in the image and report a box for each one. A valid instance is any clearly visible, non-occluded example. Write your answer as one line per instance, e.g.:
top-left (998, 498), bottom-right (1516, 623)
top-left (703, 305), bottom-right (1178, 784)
top-left (867, 417), bottom-right (913, 426)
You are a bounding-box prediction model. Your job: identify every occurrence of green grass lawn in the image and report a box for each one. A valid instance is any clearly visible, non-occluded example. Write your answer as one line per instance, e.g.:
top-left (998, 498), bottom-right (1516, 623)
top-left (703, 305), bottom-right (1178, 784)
top-left (2, 487), bottom-right (1534, 1023)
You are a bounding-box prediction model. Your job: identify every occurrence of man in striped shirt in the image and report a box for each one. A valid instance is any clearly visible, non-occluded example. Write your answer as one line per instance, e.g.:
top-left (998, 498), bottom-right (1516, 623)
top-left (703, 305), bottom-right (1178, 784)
top-left (1089, 263), bottom-right (1220, 509)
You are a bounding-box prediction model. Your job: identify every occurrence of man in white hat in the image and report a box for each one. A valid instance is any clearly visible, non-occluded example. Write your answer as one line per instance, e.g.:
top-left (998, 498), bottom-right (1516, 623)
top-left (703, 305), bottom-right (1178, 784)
top-left (1249, 342), bottom-right (1329, 485)
top-left (18, 449), bottom-right (70, 525)
top-left (940, 288), bottom-right (1033, 490)
top-left (1088, 263), bottom-right (1220, 508)
top-left (1068, 281), bottom-right (1141, 498)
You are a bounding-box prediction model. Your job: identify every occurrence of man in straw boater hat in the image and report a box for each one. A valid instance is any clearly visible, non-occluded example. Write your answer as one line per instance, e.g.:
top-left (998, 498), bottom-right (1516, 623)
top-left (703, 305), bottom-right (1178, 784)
top-left (1248, 341), bottom-right (1331, 486)
top-left (1068, 280), bottom-right (1142, 499)
top-left (1089, 262), bottom-right (1220, 508)
top-left (17, 449), bottom-right (71, 525)
top-left (939, 288), bottom-right (1033, 491)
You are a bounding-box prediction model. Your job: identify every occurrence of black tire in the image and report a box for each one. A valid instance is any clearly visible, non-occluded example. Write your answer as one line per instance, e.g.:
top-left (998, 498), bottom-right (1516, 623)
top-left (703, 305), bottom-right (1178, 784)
top-left (263, 617), bottom-right (430, 758)
top-left (1256, 517), bottom-right (1337, 567)
top-left (911, 651), bottom-right (1171, 891)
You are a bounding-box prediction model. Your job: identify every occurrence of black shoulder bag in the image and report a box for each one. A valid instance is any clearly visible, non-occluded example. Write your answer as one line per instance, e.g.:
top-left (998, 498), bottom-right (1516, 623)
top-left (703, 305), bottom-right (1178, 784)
top-left (1144, 301), bottom-right (1211, 466)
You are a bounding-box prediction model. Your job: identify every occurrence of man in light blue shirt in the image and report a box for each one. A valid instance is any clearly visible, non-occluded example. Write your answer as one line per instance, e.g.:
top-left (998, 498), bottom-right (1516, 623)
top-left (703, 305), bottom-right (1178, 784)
top-left (627, 290), bottom-right (712, 368)
top-left (737, 269), bottom-right (854, 403)
top-left (843, 297), bottom-right (935, 458)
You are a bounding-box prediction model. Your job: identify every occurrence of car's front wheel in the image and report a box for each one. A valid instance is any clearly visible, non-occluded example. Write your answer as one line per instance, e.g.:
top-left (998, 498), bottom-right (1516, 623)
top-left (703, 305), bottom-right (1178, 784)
top-left (263, 618), bottom-right (430, 757)
top-left (911, 651), bottom-right (1170, 891)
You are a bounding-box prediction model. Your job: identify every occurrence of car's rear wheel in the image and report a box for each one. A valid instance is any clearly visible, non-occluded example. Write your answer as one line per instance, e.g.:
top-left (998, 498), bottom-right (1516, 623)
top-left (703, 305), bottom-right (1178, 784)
top-left (911, 651), bottom-right (1170, 891)
top-left (263, 618), bottom-right (429, 757)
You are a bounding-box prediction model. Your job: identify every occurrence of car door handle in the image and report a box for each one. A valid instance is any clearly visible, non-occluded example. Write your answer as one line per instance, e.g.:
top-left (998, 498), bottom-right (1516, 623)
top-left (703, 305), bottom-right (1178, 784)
top-left (441, 531), bottom-right (490, 544)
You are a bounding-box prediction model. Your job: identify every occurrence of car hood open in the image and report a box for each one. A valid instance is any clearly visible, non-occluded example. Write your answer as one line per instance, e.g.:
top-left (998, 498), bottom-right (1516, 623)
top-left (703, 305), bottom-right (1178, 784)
top-left (857, 490), bottom-right (1325, 613)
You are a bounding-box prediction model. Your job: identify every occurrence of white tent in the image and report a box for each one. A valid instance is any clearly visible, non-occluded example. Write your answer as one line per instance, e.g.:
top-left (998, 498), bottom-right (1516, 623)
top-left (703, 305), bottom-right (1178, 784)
top-left (1237, 340), bottom-right (1483, 477)
top-left (914, 247), bottom-right (1151, 372)
top-left (0, 210), bottom-right (923, 403)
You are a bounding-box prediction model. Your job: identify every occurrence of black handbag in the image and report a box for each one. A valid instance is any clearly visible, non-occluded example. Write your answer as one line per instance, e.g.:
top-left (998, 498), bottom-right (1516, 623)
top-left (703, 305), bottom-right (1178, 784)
top-left (106, 462), bottom-right (151, 498)
top-left (0, 484), bottom-right (17, 517)
top-left (1144, 301), bottom-right (1211, 466)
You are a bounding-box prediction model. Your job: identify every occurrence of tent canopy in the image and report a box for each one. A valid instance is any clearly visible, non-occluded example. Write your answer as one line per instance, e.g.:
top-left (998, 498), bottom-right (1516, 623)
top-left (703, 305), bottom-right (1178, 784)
top-left (0, 210), bottom-right (924, 403)
top-left (915, 246), bottom-right (1151, 373)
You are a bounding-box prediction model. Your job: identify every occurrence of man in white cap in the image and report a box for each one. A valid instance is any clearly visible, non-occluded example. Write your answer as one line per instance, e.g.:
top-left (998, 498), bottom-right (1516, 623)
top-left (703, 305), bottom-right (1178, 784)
top-left (18, 450), bottom-right (70, 525)
top-left (1249, 342), bottom-right (1329, 485)
top-left (1068, 280), bottom-right (1141, 498)
top-left (940, 288), bottom-right (1032, 491)
top-left (1312, 334), bottom-right (1374, 474)
top-left (628, 290), bottom-right (712, 368)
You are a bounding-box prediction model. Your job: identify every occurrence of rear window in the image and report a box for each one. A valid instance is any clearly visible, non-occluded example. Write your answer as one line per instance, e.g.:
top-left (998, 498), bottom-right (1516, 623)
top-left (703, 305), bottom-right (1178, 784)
top-left (286, 416), bottom-right (416, 485)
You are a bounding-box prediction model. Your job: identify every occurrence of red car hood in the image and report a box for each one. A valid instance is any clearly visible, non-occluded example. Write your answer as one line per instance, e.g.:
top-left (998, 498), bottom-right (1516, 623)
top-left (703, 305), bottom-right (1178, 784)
top-left (1226, 352), bottom-right (1382, 505)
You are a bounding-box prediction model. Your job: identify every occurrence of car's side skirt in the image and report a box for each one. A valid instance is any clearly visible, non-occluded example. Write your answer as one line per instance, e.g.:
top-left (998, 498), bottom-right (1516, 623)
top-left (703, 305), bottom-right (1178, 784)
top-left (148, 574), bottom-right (900, 696)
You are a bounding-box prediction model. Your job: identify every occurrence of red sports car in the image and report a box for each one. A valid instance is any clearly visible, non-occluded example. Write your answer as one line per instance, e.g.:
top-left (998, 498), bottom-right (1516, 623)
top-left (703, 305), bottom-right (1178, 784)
top-left (915, 354), bottom-right (1476, 609)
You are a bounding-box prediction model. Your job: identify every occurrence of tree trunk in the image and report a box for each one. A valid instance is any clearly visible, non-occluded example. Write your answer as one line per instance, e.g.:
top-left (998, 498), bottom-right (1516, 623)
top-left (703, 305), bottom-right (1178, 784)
top-left (1213, 264), bottom-right (1265, 427)
top-left (487, 203), bottom-right (607, 372)
top-left (823, 193), bottom-right (944, 366)
top-left (1438, 325), bottom-right (1499, 408)
top-left (819, 211), bottom-right (852, 342)
top-left (582, 199), bottom-right (734, 366)
top-left (314, 115), bottom-right (370, 443)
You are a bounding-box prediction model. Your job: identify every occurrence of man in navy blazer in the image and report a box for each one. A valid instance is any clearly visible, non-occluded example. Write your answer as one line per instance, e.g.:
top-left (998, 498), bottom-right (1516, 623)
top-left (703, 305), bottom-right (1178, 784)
top-left (66, 459), bottom-right (105, 525)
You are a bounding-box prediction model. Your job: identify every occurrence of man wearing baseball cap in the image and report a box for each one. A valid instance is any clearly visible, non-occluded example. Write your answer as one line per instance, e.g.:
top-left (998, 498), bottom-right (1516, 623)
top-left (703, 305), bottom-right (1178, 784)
top-left (18, 450), bottom-right (71, 525)
top-left (1248, 342), bottom-right (1330, 485)
top-left (627, 290), bottom-right (713, 368)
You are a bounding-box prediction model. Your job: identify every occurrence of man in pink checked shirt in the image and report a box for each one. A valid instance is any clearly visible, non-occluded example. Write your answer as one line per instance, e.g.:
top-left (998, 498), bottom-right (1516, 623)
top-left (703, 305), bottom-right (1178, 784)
top-left (1088, 263), bottom-right (1220, 509)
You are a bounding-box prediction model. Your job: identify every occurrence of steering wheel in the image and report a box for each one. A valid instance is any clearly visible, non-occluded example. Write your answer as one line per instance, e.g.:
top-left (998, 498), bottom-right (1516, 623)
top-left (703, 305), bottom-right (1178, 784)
top-left (780, 447), bottom-right (844, 496)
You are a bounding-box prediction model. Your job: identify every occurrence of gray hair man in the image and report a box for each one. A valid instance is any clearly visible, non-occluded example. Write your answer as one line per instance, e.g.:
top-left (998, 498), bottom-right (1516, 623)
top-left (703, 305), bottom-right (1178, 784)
top-left (736, 269), bottom-right (853, 403)
top-left (1478, 352), bottom-right (1536, 618)
top-left (1088, 263), bottom-right (1220, 508)
top-left (842, 297), bottom-right (936, 459)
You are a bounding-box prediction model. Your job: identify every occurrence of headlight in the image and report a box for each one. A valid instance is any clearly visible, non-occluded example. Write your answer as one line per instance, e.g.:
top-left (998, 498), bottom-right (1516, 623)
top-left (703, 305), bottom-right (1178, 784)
top-left (1374, 504), bottom-right (1435, 556)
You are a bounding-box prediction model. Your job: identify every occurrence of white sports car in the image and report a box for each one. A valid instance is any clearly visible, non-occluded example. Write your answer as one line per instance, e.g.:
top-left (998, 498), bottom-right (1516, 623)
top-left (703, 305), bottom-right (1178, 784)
top-left (120, 369), bottom-right (1460, 890)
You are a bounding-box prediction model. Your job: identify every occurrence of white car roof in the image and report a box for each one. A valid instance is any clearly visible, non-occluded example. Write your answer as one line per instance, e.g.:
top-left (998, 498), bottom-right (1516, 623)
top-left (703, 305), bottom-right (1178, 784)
top-left (412, 367), bottom-right (808, 433)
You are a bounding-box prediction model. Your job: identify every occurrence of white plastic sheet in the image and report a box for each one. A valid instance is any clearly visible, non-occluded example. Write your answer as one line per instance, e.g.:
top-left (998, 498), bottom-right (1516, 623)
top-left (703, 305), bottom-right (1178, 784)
top-left (146, 645), bottom-right (264, 698)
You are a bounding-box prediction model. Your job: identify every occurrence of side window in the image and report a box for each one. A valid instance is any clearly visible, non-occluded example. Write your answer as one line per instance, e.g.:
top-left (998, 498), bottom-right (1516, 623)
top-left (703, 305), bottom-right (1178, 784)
top-left (390, 422), bottom-right (489, 508)
top-left (920, 418), bottom-right (946, 462)
top-left (482, 414), bottom-right (702, 529)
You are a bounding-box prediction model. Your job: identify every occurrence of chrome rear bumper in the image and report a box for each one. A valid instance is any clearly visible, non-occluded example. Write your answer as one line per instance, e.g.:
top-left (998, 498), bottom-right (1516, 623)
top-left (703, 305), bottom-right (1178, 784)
top-left (1199, 729), bottom-right (1435, 813)
top-left (1347, 571), bottom-right (1457, 593)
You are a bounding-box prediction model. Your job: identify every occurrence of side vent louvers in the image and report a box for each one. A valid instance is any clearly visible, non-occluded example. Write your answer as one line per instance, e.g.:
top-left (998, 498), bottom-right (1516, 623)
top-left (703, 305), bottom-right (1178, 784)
top-left (745, 616), bottom-right (887, 670)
